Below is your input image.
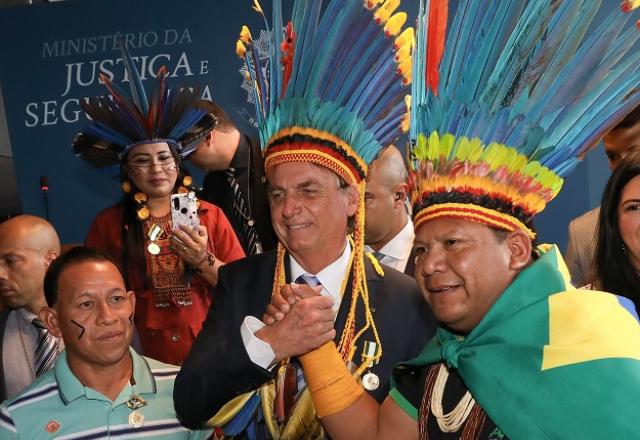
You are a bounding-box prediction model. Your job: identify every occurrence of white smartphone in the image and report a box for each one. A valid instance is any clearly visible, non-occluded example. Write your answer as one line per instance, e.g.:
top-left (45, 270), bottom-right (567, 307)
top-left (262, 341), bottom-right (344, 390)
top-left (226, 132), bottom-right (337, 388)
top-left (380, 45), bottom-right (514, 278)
top-left (171, 192), bottom-right (200, 230)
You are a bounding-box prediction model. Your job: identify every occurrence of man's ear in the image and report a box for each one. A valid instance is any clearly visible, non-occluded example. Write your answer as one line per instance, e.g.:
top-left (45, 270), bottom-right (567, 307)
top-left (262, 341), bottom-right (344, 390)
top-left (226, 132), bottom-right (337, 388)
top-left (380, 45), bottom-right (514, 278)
top-left (128, 290), bottom-right (136, 312)
top-left (392, 183), bottom-right (408, 207)
top-left (507, 229), bottom-right (532, 271)
top-left (44, 250), bottom-right (59, 269)
top-left (345, 184), bottom-right (360, 217)
top-left (40, 307), bottom-right (61, 339)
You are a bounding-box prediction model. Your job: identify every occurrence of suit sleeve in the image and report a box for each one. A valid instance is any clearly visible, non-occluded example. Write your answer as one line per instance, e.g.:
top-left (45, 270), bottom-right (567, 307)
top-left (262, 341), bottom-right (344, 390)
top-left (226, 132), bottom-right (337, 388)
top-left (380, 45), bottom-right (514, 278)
top-left (173, 263), bottom-right (272, 429)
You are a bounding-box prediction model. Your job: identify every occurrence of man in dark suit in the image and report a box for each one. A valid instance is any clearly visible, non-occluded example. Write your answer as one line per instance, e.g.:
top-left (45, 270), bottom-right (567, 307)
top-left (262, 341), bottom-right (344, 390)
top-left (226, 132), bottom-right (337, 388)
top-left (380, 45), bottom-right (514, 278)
top-left (175, 160), bottom-right (436, 437)
top-left (188, 101), bottom-right (277, 256)
top-left (0, 215), bottom-right (61, 402)
top-left (364, 146), bottom-right (415, 276)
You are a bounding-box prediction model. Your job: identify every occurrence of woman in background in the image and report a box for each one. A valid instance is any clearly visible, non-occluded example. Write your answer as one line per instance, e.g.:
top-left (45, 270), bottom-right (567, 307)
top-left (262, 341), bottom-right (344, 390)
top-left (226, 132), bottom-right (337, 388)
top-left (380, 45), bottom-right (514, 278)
top-left (592, 150), bottom-right (640, 309)
top-left (75, 47), bottom-right (244, 365)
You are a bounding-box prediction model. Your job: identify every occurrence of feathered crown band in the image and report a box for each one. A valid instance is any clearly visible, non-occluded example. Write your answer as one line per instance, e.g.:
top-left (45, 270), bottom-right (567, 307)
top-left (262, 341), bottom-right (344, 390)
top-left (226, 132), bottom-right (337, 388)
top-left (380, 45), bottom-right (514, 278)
top-left (73, 42), bottom-right (216, 175)
top-left (409, 0), bottom-right (640, 237)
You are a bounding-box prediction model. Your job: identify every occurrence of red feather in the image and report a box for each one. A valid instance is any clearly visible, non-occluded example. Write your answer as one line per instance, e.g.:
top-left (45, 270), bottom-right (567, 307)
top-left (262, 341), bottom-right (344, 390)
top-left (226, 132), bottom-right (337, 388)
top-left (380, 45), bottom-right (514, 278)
top-left (281, 21), bottom-right (296, 98)
top-left (426, 0), bottom-right (448, 95)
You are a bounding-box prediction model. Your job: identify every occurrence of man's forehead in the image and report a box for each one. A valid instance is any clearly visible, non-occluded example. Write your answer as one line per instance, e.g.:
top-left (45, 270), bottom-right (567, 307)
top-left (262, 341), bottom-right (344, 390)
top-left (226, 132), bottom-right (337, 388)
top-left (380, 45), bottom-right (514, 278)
top-left (269, 163), bottom-right (337, 187)
top-left (416, 218), bottom-right (490, 239)
top-left (605, 124), bottom-right (640, 152)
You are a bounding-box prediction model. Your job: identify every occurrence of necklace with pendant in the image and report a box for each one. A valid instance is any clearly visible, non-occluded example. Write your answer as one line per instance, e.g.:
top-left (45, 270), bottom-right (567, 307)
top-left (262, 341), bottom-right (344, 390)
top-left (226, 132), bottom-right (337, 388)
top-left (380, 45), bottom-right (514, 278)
top-left (126, 378), bottom-right (148, 428)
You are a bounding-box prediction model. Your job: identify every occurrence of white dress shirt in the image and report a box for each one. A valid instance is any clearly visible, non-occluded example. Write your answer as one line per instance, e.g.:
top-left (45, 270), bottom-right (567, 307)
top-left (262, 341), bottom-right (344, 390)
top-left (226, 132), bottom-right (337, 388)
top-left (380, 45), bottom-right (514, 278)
top-left (365, 218), bottom-right (415, 272)
top-left (241, 241), bottom-right (352, 369)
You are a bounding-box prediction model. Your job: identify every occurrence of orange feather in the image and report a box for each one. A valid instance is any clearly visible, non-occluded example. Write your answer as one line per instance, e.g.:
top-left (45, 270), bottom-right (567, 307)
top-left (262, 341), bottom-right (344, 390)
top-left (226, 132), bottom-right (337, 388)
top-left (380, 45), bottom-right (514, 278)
top-left (426, 0), bottom-right (448, 95)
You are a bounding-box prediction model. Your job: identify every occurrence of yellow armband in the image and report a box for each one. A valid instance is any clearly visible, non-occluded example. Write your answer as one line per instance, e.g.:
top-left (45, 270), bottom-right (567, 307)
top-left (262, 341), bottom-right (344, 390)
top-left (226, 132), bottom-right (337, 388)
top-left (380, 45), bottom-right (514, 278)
top-left (299, 341), bottom-right (364, 418)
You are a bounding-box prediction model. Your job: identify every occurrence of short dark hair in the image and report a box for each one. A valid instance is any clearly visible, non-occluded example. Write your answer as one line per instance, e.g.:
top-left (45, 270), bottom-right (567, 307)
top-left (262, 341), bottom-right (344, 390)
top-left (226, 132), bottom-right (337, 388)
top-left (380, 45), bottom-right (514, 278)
top-left (196, 100), bottom-right (237, 133)
top-left (593, 150), bottom-right (640, 303)
top-left (613, 104), bottom-right (640, 130)
top-left (43, 246), bottom-right (123, 306)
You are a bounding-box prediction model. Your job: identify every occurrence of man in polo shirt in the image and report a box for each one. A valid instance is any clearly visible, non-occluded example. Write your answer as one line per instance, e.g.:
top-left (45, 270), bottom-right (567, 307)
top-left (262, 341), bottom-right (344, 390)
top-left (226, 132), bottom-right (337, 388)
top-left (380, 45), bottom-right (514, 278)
top-left (0, 246), bottom-right (210, 439)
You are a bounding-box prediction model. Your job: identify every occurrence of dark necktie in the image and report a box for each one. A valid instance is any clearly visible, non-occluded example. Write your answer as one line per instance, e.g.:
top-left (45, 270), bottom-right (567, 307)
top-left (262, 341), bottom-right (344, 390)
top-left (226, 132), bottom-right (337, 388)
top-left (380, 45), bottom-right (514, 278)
top-left (225, 168), bottom-right (263, 255)
top-left (275, 274), bottom-right (322, 422)
top-left (32, 318), bottom-right (58, 377)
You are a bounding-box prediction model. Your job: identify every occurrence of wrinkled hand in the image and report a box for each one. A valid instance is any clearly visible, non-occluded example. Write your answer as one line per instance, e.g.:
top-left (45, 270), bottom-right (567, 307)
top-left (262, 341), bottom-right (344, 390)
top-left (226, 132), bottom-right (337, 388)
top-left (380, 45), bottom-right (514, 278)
top-left (170, 225), bottom-right (209, 267)
top-left (256, 294), bottom-right (336, 362)
top-left (263, 283), bottom-right (323, 324)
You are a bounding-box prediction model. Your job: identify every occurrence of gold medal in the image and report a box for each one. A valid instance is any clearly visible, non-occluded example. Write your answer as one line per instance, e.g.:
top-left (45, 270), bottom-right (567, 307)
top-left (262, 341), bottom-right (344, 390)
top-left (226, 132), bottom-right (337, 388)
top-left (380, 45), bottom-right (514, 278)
top-left (129, 410), bottom-right (145, 428)
top-left (147, 242), bottom-right (160, 255)
top-left (146, 224), bottom-right (163, 255)
top-left (362, 372), bottom-right (380, 391)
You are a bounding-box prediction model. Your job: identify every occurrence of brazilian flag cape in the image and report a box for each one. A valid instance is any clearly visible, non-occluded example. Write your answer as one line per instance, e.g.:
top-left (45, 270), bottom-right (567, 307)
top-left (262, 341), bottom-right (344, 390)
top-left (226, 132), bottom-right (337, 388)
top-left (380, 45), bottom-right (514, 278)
top-left (391, 245), bottom-right (640, 439)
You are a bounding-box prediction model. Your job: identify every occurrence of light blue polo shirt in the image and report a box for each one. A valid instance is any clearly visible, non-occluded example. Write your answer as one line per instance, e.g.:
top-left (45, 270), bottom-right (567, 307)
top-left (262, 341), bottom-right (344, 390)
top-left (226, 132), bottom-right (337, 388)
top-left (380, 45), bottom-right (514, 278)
top-left (0, 348), bottom-right (211, 439)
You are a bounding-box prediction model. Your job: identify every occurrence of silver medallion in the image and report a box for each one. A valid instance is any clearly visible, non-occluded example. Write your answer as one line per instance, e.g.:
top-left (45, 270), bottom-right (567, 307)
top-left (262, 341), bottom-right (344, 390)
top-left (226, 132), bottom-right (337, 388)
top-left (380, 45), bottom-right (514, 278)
top-left (362, 372), bottom-right (380, 391)
top-left (129, 410), bottom-right (145, 428)
top-left (247, 219), bottom-right (255, 227)
top-left (147, 242), bottom-right (160, 255)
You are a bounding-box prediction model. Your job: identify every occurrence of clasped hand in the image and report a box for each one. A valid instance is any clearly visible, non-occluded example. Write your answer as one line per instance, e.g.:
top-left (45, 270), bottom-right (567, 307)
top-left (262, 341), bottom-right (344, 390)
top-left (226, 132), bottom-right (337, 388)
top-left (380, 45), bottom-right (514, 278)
top-left (256, 283), bottom-right (336, 362)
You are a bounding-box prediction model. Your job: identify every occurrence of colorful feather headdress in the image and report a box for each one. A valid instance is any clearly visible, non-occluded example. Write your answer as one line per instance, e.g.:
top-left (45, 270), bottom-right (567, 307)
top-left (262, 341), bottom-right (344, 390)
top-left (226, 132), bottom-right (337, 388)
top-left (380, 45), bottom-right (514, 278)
top-left (73, 43), bottom-right (216, 176)
top-left (409, 0), bottom-right (640, 238)
top-left (238, 0), bottom-right (412, 374)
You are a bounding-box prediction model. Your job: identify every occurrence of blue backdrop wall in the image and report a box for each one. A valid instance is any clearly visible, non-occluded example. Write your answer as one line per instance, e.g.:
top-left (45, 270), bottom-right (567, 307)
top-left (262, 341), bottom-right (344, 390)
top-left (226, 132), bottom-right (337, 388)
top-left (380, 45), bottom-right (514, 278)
top-left (0, 0), bottom-right (621, 251)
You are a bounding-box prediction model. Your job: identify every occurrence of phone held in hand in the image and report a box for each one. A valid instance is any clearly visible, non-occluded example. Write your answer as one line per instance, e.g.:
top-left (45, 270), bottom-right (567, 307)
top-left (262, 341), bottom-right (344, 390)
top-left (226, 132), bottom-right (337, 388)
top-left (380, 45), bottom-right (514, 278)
top-left (171, 192), bottom-right (200, 230)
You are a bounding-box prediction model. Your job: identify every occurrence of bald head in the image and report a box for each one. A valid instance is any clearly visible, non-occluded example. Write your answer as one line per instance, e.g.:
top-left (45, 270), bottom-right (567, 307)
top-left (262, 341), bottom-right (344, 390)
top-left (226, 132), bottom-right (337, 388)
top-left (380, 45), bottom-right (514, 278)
top-left (368, 146), bottom-right (408, 189)
top-left (364, 146), bottom-right (410, 249)
top-left (0, 215), bottom-right (61, 255)
top-left (0, 215), bottom-right (60, 314)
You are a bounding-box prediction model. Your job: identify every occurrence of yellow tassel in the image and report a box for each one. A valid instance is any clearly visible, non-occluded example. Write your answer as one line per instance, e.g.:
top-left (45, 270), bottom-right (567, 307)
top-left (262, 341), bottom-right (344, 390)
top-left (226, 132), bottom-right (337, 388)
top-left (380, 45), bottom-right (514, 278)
top-left (396, 56), bottom-right (411, 79)
top-left (394, 27), bottom-right (415, 51)
top-left (236, 40), bottom-right (247, 58)
top-left (366, 252), bottom-right (385, 277)
top-left (239, 26), bottom-right (252, 44)
top-left (364, 0), bottom-right (384, 11)
top-left (384, 12), bottom-right (407, 36)
top-left (251, 0), bottom-right (264, 15)
top-left (373, 0), bottom-right (400, 24)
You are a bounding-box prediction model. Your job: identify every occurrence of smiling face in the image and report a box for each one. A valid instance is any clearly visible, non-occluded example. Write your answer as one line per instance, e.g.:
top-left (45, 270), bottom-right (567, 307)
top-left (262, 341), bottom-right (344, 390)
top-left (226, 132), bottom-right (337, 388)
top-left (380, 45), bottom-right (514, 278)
top-left (413, 218), bottom-right (528, 334)
top-left (45, 260), bottom-right (135, 370)
top-left (267, 162), bottom-right (359, 272)
top-left (125, 141), bottom-right (178, 198)
top-left (618, 175), bottom-right (640, 271)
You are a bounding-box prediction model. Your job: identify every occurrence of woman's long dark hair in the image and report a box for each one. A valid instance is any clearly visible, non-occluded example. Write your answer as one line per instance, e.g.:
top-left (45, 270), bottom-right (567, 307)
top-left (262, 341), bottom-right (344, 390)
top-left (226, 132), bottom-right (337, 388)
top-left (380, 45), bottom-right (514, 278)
top-left (592, 150), bottom-right (640, 306)
top-left (119, 146), bottom-right (192, 290)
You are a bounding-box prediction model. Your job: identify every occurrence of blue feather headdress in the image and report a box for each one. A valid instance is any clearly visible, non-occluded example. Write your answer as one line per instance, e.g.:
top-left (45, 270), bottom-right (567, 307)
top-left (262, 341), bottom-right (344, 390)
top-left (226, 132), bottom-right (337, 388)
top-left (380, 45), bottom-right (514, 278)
top-left (73, 43), bottom-right (216, 176)
top-left (409, 0), bottom-right (640, 238)
top-left (233, 0), bottom-right (413, 417)
top-left (238, 0), bottom-right (413, 185)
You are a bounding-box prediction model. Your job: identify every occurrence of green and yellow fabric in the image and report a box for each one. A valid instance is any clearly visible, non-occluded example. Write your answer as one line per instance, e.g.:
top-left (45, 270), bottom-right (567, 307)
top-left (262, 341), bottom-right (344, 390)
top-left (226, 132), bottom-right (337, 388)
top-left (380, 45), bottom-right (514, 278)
top-left (391, 245), bottom-right (640, 438)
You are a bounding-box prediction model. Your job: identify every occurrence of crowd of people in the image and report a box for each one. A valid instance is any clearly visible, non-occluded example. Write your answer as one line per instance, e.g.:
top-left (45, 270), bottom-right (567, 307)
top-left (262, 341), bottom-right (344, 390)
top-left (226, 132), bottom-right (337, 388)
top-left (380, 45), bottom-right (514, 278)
top-left (1, 0), bottom-right (640, 439)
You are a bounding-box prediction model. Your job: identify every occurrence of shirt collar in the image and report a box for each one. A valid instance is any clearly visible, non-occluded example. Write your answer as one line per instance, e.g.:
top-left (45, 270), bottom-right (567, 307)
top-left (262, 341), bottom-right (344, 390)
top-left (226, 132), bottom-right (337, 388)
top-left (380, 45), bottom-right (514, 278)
top-left (15, 307), bottom-right (38, 324)
top-left (365, 218), bottom-right (415, 261)
top-left (289, 240), bottom-right (352, 303)
top-left (56, 347), bottom-right (156, 405)
top-left (229, 134), bottom-right (252, 170)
